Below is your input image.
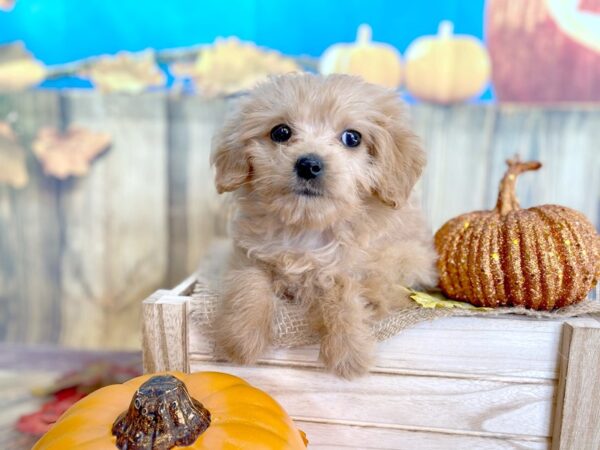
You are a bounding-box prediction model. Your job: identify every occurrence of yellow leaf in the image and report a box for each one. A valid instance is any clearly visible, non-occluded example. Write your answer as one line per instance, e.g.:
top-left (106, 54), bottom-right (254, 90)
top-left (0, 42), bottom-right (46, 91)
top-left (171, 37), bottom-right (300, 97)
top-left (81, 50), bottom-right (165, 93)
top-left (410, 290), bottom-right (493, 310)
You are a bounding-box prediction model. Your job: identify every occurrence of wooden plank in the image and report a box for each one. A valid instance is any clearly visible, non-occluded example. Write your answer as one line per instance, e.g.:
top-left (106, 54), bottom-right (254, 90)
top-left (551, 322), bottom-right (600, 450)
top-left (486, 107), bottom-right (600, 226)
top-left (57, 91), bottom-right (169, 349)
top-left (142, 292), bottom-right (188, 373)
top-left (296, 420), bottom-right (549, 450)
top-left (171, 274), bottom-right (198, 297)
top-left (0, 91), bottom-right (62, 344)
top-left (189, 314), bottom-right (597, 381)
top-left (408, 103), bottom-right (497, 231)
top-left (190, 362), bottom-right (555, 438)
top-left (408, 104), bottom-right (600, 231)
top-left (166, 97), bottom-right (230, 285)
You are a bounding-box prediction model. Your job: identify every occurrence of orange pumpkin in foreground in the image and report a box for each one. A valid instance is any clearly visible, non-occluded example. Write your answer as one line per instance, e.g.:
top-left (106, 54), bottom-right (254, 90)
top-left (435, 159), bottom-right (600, 310)
top-left (33, 371), bottom-right (308, 450)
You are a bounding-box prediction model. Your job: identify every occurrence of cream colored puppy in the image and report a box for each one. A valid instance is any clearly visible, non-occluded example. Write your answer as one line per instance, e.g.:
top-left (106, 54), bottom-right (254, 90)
top-left (211, 73), bottom-right (437, 378)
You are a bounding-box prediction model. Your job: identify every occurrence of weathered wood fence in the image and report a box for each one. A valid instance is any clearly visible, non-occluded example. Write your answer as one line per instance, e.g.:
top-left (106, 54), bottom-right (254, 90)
top-left (0, 91), bottom-right (598, 349)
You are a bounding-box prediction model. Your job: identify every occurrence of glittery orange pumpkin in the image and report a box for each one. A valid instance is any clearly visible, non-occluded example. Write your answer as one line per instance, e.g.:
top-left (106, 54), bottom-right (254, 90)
top-left (435, 159), bottom-right (600, 310)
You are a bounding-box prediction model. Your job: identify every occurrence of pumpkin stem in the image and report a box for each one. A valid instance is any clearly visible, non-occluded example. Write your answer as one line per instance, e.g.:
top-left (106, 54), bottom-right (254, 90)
top-left (494, 157), bottom-right (542, 215)
top-left (356, 24), bottom-right (372, 45)
top-left (438, 20), bottom-right (454, 39)
top-left (112, 375), bottom-right (210, 450)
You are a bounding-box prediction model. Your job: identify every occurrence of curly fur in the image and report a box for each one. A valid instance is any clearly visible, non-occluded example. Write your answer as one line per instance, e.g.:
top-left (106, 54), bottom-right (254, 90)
top-left (211, 73), bottom-right (437, 378)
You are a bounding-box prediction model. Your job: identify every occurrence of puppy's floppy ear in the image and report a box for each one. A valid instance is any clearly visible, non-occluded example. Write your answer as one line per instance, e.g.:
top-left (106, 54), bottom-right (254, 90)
top-left (211, 105), bottom-right (251, 194)
top-left (370, 99), bottom-right (426, 208)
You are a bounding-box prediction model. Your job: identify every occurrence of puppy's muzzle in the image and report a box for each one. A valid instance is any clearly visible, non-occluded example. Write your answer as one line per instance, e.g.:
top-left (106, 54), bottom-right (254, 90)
top-left (295, 154), bottom-right (324, 180)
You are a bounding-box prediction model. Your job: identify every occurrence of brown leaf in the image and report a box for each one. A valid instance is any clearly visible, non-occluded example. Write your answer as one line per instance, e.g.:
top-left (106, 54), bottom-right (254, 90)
top-left (0, 121), bottom-right (28, 188)
top-left (0, 0), bottom-right (16, 11)
top-left (0, 42), bottom-right (46, 91)
top-left (32, 126), bottom-right (111, 179)
top-left (171, 37), bottom-right (300, 97)
top-left (80, 50), bottom-right (165, 93)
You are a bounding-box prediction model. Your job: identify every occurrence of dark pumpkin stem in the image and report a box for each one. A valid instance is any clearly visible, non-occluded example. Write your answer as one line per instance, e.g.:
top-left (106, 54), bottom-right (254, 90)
top-left (112, 375), bottom-right (210, 450)
top-left (494, 157), bottom-right (542, 216)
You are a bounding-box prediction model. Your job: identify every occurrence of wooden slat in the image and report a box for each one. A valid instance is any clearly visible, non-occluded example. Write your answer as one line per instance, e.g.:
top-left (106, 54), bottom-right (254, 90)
top-left (486, 107), bottom-right (600, 227)
top-left (408, 104), bottom-right (600, 231)
top-left (438, 104), bottom-right (596, 228)
top-left (57, 91), bottom-right (169, 349)
top-left (295, 420), bottom-right (549, 450)
top-left (551, 322), bottom-right (600, 450)
top-left (0, 91), bottom-right (62, 344)
top-left (142, 292), bottom-right (189, 373)
top-left (166, 97), bottom-right (230, 285)
top-left (409, 103), bottom-right (498, 230)
top-left (190, 362), bottom-right (555, 438)
top-left (189, 314), bottom-right (598, 381)
top-left (171, 274), bottom-right (198, 297)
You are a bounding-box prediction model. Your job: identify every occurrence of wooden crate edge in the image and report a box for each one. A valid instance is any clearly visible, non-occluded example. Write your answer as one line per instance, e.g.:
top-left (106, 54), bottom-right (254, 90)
top-left (142, 288), bottom-right (190, 373)
top-left (551, 321), bottom-right (600, 449)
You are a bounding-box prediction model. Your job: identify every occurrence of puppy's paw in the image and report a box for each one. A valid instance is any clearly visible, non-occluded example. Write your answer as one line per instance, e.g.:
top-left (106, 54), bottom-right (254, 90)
top-left (213, 266), bottom-right (275, 365)
top-left (214, 316), bottom-right (271, 365)
top-left (319, 332), bottom-right (375, 379)
top-left (216, 328), bottom-right (270, 364)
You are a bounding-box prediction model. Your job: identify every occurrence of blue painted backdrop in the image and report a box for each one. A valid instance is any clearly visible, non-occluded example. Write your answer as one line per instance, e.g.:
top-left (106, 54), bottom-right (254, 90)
top-left (0, 0), bottom-right (490, 96)
top-left (0, 0), bottom-right (486, 64)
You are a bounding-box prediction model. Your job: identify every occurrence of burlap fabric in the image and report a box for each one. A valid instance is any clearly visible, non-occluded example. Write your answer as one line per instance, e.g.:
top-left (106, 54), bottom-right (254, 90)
top-left (189, 241), bottom-right (600, 348)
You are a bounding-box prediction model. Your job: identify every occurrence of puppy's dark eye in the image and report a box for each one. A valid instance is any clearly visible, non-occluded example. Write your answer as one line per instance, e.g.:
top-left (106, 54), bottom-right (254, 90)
top-left (270, 124), bottom-right (292, 143)
top-left (341, 129), bottom-right (361, 148)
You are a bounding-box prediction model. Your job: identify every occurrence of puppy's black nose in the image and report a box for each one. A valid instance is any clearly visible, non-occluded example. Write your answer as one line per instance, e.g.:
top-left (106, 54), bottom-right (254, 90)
top-left (295, 154), bottom-right (324, 180)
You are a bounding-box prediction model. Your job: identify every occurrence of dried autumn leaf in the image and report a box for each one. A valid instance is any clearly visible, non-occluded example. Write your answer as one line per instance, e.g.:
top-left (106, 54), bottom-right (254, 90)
top-left (32, 126), bottom-right (111, 179)
top-left (81, 50), bottom-right (165, 93)
top-left (171, 37), bottom-right (300, 97)
top-left (0, 121), bottom-right (28, 188)
top-left (0, 42), bottom-right (46, 91)
top-left (410, 290), bottom-right (493, 310)
top-left (0, 0), bottom-right (15, 11)
top-left (19, 361), bottom-right (141, 437)
top-left (17, 390), bottom-right (86, 437)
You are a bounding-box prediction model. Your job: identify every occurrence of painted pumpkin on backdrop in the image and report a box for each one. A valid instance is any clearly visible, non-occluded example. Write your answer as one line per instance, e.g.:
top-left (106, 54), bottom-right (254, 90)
top-left (0, 0), bottom-right (14, 11)
top-left (404, 21), bottom-right (491, 104)
top-left (33, 372), bottom-right (308, 450)
top-left (319, 24), bottom-right (403, 89)
top-left (435, 159), bottom-right (600, 310)
top-left (486, 0), bottom-right (600, 102)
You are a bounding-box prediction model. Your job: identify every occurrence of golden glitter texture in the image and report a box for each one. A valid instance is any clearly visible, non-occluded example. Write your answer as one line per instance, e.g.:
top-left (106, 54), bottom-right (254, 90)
top-left (434, 158), bottom-right (600, 310)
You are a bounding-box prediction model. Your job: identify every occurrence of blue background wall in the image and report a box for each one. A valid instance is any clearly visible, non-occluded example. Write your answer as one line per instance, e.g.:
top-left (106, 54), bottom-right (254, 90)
top-left (0, 0), bottom-right (486, 64)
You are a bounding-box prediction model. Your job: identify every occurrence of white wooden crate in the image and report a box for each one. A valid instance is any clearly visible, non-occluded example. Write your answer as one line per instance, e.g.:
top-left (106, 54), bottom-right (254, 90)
top-left (142, 276), bottom-right (600, 449)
